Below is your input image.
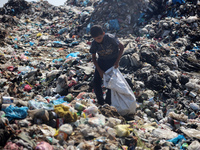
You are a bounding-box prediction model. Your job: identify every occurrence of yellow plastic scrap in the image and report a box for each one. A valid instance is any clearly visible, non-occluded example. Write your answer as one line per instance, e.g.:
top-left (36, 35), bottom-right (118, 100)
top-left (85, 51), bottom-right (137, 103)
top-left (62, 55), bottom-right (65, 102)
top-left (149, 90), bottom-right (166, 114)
top-left (54, 129), bottom-right (59, 137)
top-left (54, 104), bottom-right (77, 123)
top-left (37, 33), bottom-right (42, 37)
top-left (25, 19), bottom-right (32, 23)
top-left (114, 124), bottom-right (132, 137)
top-left (8, 36), bottom-right (13, 39)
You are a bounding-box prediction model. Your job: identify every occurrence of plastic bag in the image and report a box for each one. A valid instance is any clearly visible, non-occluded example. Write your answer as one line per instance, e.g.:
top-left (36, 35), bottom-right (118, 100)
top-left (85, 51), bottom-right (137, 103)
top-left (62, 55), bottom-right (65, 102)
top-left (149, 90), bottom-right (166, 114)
top-left (88, 114), bottom-right (105, 126)
top-left (114, 124), bottom-right (131, 137)
top-left (59, 124), bottom-right (73, 135)
top-left (103, 67), bottom-right (136, 116)
top-left (180, 127), bottom-right (200, 139)
top-left (4, 142), bottom-right (24, 150)
top-left (3, 105), bottom-right (28, 121)
top-left (66, 52), bottom-right (80, 58)
top-left (83, 105), bottom-right (98, 116)
top-left (167, 134), bottom-right (186, 145)
top-left (188, 141), bottom-right (200, 150)
top-left (172, 0), bottom-right (185, 4)
top-left (108, 19), bottom-right (120, 31)
top-left (28, 100), bottom-right (54, 110)
top-left (152, 128), bottom-right (178, 139)
top-left (52, 96), bottom-right (66, 105)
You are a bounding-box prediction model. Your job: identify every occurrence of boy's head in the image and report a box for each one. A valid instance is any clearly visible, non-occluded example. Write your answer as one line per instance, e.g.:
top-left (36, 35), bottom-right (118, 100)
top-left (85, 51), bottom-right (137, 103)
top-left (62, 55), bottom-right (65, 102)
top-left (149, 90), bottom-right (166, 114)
top-left (90, 25), bottom-right (105, 43)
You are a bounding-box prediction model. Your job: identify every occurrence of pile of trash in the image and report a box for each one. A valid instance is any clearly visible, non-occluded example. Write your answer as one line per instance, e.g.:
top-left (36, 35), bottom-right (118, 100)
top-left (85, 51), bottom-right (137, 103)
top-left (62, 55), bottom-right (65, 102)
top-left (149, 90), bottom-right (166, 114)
top-left (0, 0), bottom-right (200, 149)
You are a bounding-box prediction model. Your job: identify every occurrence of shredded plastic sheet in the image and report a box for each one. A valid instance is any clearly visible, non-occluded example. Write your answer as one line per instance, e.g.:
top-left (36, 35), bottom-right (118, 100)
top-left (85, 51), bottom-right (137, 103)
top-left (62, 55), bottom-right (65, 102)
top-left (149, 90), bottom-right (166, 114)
top-left (3, 105), bottom-right (28, 121)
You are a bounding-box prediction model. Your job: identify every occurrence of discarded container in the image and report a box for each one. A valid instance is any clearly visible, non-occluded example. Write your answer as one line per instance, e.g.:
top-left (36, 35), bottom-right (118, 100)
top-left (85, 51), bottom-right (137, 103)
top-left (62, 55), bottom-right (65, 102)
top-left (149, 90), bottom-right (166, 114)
top-left (57, 124), bottom-right (73, 141)
top-left (83, 105), bottom-right (98, 116)
top-left (64, 94), bottom-right (74, 102)
top-left (75, 102), bottom-right (86, 111)
top-left (189, 91), bottom-right (197, 98)
top-left (2, 97), bottom-right (14, 104)
top-left (105, 126), bottom-right (117, 137)
top-left (56, 118), bottom-right (64, 128)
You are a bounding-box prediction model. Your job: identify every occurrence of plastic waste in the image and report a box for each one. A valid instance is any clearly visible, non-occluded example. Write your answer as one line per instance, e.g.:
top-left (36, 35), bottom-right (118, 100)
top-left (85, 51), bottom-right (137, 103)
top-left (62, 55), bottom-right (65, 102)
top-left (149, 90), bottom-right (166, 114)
top-left (152, 128), bottom-right (178, 139)
top-left (180, 127), bottom-right (200, 139)
top-left (108, 19), bottom-right (120, 30)
top-left (58, 28), bottom-right (68, 35)
top-left (74, 102), bottom-right (86, 111)
top-left (114, 124), bottom-right (131, 137)
top-left (64, 94), bottom-right (74, 102)
top-left (66, 52), bottom-right (80, 58)
top-left (105, 117), bottom-right (122, 128)
top-left (3, 105), bottom-right (28, 121)
top-left (2, 97), bottom-right (14, 104)
top-left (35, 141), bottom-right (53, 150)
top-left (18, 66), bottom-right (34, 72)
top-left (88, 114), bottom-right (105, 126)
top-left (167, 134), bottom-right (186, 145)
top-left (28, 100), bottom-right (54, 110)
top-left (104, 67), bottom-right (136, 116)
top-left (187, 141), bottom-right (200, 150)
top-left (83, 105), bottom-right (98, 116)
top-left (57, 124), bottom-right (73, 141)
top-left (168, 112), bottom-right (188, 122)
top-left (105, 126), bottom-right (117, 137)
top-left (52, 97), bottom-right (66, 105)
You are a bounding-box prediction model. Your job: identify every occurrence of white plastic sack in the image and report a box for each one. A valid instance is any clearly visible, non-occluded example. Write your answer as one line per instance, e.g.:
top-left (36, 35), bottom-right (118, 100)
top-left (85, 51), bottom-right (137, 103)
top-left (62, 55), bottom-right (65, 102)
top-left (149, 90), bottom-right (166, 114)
top-left (152, 128), bottom-right (178, 139)
top-left (188, 141), bottom-right (200, 150)
top-left (103, 67), bottom-right (136, 116)
top-left (180, 126), bottom-right (200, 139)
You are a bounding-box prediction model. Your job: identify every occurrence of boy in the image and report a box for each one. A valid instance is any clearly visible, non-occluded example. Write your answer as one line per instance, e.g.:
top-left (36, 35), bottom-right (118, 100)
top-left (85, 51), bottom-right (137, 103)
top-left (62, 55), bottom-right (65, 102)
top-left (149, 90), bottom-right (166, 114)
top-left (90, 25), bottom-right (124, 105)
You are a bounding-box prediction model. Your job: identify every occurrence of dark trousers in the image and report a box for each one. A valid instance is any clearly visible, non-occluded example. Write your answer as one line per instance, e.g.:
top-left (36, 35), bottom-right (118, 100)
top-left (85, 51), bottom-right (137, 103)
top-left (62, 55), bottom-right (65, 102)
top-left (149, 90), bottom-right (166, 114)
top-left (93, 58), bottom-right (116, 105)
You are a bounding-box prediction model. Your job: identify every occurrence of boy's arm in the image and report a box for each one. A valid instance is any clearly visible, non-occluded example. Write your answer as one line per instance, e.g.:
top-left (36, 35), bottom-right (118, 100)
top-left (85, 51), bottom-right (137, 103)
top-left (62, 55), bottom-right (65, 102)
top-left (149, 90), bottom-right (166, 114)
top-left (92, 53), bottom-right (104, 78)
top-left (114, 42), bottom-right (124, 68)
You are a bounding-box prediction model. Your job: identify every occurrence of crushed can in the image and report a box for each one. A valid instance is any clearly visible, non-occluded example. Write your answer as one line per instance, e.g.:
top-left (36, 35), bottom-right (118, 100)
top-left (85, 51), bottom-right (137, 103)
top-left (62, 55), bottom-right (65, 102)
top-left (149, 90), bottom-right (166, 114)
top-left (75, 102), bottom-right (86, 111)
top-left (57, 131), bottom-right (68, 141)
top-left (56, 118), bottom-right (64, 128)
top-left (69, 70), bottom-right (76, 77)
top-left (64, 93), bottom-right (74, 102)
top-left (189, 91), bottom-right (197, 98)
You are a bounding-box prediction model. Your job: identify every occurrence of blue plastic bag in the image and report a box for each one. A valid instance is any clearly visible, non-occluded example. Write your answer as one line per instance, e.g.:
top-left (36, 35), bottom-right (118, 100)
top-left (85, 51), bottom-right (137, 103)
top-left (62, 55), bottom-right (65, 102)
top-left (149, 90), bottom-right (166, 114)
top-left (82, 0), bottom-right (90, 6)
top-left (86, 23), bottom-right (91, 34)
top-left (51, 96), bottom-right (67, 105)
top-left (167, 134), bottom-right (186, 145)
top-left (58, 28), bottom-right (68, 35)
top-left (29, 42), bottom-right (34, 46)
top-left (108, 19), bottom-right (120, 31)
top-left (66, 52), bottom-right (80, 58)
top-left (52, 58), bottom-right (64, 63)
top-left (53, 41), bottom-right (62, 44)
top-left (3, 105), bottom-right (28, 121)
top-left (172, 0), bottom-right (185, 4)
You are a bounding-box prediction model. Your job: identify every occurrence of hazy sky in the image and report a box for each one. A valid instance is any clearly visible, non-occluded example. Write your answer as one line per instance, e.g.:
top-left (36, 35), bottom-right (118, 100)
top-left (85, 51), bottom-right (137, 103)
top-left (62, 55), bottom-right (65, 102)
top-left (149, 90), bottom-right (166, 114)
top-left (0, 0), bottom-right (66, 7)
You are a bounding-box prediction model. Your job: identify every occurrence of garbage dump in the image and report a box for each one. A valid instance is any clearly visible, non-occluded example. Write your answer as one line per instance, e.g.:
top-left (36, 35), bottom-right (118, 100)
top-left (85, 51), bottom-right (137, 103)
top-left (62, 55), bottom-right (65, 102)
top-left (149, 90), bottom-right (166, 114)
top-left (0, 0), bottom-right (200, 149)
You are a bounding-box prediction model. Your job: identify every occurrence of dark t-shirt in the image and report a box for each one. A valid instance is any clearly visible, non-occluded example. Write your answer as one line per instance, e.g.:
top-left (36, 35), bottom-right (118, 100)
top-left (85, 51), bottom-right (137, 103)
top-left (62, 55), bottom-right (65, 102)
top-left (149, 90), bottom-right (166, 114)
top-left (90, 33), bottom-right (119, 60)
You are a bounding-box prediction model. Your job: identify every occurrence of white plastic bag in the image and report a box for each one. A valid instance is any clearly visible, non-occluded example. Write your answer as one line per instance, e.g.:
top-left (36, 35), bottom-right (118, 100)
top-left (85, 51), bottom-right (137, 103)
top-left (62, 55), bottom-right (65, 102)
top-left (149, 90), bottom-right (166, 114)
top-left (152, 128), bottom-right (178, 139)
top-left (103, 67), bottom-right (136, 116)
top-left (180, 126), bottom-right (200, 139)
top-left (188, 141), bottom-right (200, 150)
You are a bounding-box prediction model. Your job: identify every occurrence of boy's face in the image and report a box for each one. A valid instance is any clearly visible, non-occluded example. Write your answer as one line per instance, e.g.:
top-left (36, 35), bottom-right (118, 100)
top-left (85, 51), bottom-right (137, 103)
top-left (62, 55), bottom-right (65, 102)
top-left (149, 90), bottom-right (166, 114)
top-left (93, 32), bottom-right (105, 43)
